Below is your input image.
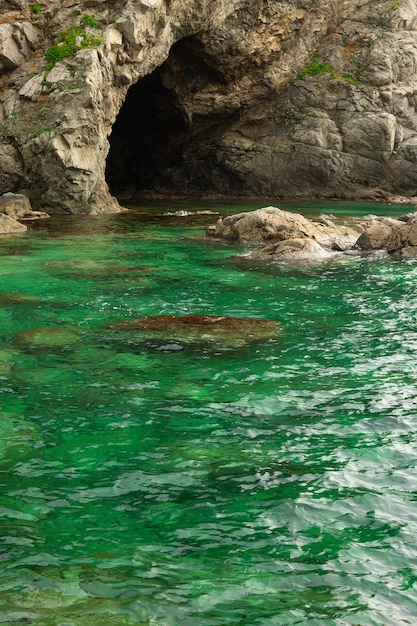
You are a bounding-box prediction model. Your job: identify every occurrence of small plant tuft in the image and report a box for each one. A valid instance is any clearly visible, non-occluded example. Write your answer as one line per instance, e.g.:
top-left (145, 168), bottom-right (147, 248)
top-left (82, 13), bottom-right (102, 28)
top-left (30, 3), bottom-right (41, 14)
top-left (298, 56), bottom-right (360, 84)
top-left (45, 25), bottom-right (103, 70)
top-left (34, 127), bottom-right (55, 136)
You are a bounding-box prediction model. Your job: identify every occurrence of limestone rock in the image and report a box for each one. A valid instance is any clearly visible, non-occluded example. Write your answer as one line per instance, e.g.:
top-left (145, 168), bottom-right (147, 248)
top-left (0, 213), bottom-right (27, 234)
top-left (386, 217), bottom-right (417, 253)
top-left (0, 192), bottom-right (31, 218)
top-left (355, 220), bottom-right (400, 250)
top-left (355, 214), bottom-right (417, 255)
top-left (210, 206), bottom-right (358, 250)
top-left (0, 192), bottom-right (49, 221)
top-left (1, 0), bottom-right (417, 211)
top-left (209, 207), bottom-right (417, 260)
top-left (246, 237), bottom-right (332, 262)
top-left (342, 113), bottom-right (397, 162)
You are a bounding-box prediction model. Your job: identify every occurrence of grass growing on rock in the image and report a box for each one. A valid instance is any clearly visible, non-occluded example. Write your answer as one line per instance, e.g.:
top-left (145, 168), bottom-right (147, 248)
top-left (45, 24), bottom-right (103, 70)
top-left (298, 57), bottom-right (360, 84)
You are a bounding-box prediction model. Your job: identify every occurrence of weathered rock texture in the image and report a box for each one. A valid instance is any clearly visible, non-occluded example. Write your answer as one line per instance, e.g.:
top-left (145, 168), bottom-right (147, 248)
top-left (208, 206), bottom-right (417, 260)
top-left (1, 0), bottom-right (417, 213)
top-left (0, 192), bottom-right (49, 232)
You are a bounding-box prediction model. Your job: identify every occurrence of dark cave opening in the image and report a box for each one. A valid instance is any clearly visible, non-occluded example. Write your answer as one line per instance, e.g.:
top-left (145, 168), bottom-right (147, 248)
top-left (105, 37), bottom-right (242, 201)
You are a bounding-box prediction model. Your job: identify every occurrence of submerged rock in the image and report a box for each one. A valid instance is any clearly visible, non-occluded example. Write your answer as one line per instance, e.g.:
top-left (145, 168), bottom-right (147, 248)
top-left (0, 411), bottom-right (39, 466)
top-left (0, 293), bottom-right (40, 305)
top-left (109, 315), bottom-right (282, 348)
top-left (14, 326), bottom-right (81, 350)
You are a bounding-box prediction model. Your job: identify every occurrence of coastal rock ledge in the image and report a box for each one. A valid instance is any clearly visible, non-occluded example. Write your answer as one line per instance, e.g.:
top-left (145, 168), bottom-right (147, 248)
top-left (207, 207), bottom-right (417, 261)
top-left (2, 1), bottom-right (417, 213)
top-left (0, 192), bottom-right (49, 233)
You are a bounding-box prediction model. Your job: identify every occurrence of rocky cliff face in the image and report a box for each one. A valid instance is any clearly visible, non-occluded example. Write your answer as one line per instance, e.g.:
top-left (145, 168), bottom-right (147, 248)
top-left (1, 0), bottom-right (417, 213)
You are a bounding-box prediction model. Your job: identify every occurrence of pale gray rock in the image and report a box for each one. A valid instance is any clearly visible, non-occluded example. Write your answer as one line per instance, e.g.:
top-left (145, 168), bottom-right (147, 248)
top-left (0, 192), bottom-right (32, 218)
top-left (246, 238), bottom-right (333, 262)
top-left (0, 213), bottom-right (27, 234)
top-left (0, 193), bottom-right (49, 220)
top-left (210, 207), bottom-right (417, 260)
top-left (342, 113), bottom-right (397, 162)
top-left (1, 0), bottom-right (417, 212)
top-left (211, 206), bottom-right (358, 250)
top-left (0, 19), bottom-right (39, 70)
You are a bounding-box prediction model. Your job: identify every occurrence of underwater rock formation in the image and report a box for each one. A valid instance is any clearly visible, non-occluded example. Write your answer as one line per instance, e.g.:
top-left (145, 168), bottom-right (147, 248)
top-left (108, 314), bottom-right (282, 348)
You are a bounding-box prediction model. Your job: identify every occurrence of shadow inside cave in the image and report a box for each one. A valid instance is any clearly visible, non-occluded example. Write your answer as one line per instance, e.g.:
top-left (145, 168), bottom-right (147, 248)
top-left (105, 36), bottom-right (242, 201)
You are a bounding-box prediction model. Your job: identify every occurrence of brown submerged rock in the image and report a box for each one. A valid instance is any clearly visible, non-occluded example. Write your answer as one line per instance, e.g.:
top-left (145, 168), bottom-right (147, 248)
top-left (109, 315), bottom-right (282, 348)
top-left (14, 327), bottom-right (81, 349)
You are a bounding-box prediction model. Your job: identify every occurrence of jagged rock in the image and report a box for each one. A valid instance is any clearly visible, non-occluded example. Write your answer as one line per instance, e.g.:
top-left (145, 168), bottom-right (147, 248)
top-left (0, 213), bottom-right (27, 234)
top-left (386, 217), bottom-right (417, 253)
top-left (2, 1), bottom-right (417, 212)
top-left (0, 192), bottom-right (48, 221)
top-left (108, 314), bottom-right (282, 348)
top-left (245, 237), bottom-right (332, 262)
top-left (353, 213), bottom-right (417, 256)
top-left (209, 207), bottom-right (417, 260)
top-left (355, 219), bottom-right (402, 250)
top-left (209, 206), bottom-right (358, 250)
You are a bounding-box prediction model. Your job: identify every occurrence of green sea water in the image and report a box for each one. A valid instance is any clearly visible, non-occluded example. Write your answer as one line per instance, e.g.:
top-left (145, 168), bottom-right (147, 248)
top-left (1, 200), bottom-right (417, 625)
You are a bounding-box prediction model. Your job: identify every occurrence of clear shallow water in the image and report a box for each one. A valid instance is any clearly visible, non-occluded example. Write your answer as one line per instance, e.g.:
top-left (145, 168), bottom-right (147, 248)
top-left (1, 201), bottom-right (417, 624)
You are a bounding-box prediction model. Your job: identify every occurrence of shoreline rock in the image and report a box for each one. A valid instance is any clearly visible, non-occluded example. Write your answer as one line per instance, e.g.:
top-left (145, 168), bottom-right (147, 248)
top-left (0, 193), bottom-right (49, 234)
top-left (0, 213), bottom-right (27, 235)
top-left (207, 206), bottom-right (417, 261)
top-left (2, 1), bottom-right (417, 213)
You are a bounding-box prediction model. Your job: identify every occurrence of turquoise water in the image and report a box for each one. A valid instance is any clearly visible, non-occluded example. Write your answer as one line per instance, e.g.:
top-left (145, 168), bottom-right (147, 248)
top-left (1, 201), bottom-right (417, 625)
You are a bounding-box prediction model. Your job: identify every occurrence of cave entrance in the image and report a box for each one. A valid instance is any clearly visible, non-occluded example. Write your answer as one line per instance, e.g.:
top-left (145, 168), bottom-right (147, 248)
top-left (105, 37), bottom-right (241, 200)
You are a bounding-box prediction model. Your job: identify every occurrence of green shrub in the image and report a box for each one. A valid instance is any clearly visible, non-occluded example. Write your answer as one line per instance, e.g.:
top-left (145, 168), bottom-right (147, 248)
top-left (45, 25), bottom-right (103, 69)
top-left (34, 127), bottom-right (55, 136)
top-left (298, 57), bottom-right (360, 84)
top-left (82, 13), bottom-right (102, 28)
top-left (30, 3), bottom-right (41, 14)
top-left (298, 57), bottom-right (334, 79)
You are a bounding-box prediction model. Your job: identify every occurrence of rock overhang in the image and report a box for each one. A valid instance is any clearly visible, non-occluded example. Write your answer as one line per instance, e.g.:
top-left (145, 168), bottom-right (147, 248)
top-left (1, 0), bottom-right (417, 213)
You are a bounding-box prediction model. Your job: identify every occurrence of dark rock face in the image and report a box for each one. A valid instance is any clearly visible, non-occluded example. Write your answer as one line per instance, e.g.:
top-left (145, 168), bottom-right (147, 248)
top-left (109, 314), bottom-right (282, 348)
top-left (1, 1), bottom-right (417, 212)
